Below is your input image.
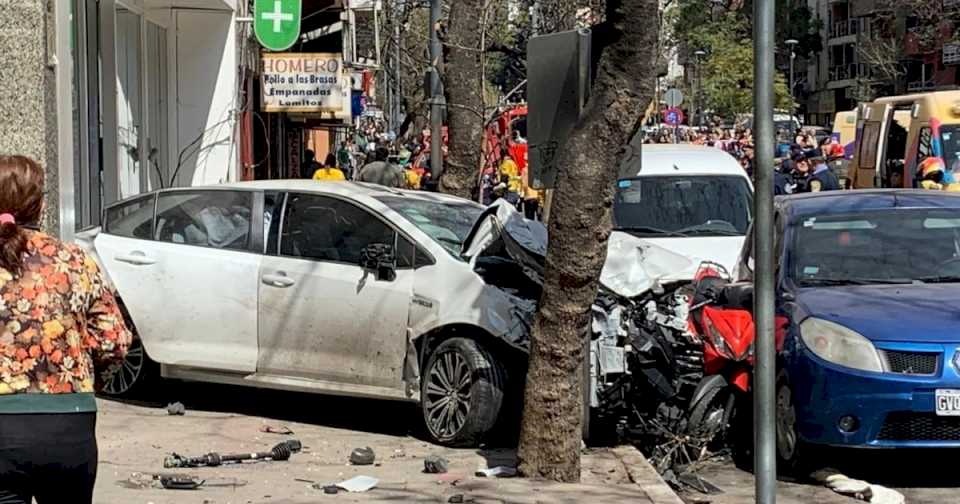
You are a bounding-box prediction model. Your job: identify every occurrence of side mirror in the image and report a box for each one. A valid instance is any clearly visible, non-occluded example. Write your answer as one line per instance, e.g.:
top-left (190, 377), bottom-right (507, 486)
top-left (359, 243), bottom-right (396, 282)
top-left (721, 282), bottom-right (754, 310)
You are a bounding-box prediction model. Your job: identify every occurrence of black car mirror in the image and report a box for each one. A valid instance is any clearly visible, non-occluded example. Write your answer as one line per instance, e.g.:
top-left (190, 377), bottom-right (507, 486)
top-left (359, 243), bottom-right (397, 282)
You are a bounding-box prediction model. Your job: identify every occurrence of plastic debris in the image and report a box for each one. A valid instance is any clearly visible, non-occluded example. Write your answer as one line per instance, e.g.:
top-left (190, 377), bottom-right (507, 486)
top-left (811, 468), bottom-right (905, 504)
top-left (424, 455), bottom-right (449, 474)
top-left (259, 424), bottom-right (294, 435)
top-left (166, 402), bottom-right (186, 416)
top-left (336, 475), bottom-right (378, 492)
top-left (349, 447), bottom-right (376, 466)
top-left (475, 466), bottom-right (517, 478)
top-left (391, 448), bottom-right (406, 459)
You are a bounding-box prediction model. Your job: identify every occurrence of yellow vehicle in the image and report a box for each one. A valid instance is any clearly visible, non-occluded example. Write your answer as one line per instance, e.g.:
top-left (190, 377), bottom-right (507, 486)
top-left (850, 91), bottom-right (960, 188)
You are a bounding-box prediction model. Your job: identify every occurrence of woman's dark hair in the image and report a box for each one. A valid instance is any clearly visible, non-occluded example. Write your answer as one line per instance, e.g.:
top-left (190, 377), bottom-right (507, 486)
top-left (324, 153), bottom-right (337, 167)
top-left (0, 155), bottom-right (44, 275)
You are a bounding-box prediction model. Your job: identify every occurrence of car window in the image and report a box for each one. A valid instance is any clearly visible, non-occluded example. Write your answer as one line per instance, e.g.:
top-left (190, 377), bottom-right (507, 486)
top-left (280, 193), bottom-right (397, 265)
top-left (104, 194), bottom-right (155, 240)
top-left (859, 123), bottom-right (880, 168)
top-left (613, 175), bottom-right (752, 236)
top-left (154, 191), bottom-right (253, 251)
top-left (791, 209), bottom-right (960, 285)
top-left (375, 195), bottom-right (484, 258)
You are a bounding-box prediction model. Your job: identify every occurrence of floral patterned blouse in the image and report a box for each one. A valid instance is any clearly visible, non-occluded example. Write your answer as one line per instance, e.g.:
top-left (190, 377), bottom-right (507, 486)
top-left (0, 231), bottom-right (131, 397)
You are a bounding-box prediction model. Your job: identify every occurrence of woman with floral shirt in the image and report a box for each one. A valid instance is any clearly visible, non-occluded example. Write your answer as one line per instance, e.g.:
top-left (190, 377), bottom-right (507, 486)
top-left (0, 155), bottom-right (132, 504)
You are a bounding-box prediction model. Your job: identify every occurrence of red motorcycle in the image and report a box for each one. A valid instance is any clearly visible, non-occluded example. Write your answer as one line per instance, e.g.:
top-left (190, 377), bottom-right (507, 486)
top-left (685, 262), bottom-right (786, 456)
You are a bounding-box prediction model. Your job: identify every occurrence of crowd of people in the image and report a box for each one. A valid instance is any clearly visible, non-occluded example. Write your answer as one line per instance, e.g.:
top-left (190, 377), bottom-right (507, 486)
top-left (644, 125), bottom-right (848, 194)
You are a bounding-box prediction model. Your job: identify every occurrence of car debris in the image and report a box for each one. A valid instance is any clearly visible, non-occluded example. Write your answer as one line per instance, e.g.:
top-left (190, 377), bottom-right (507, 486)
top-left (166, 402), bottom-right (186, 416)
top-left (424, 455), bottom-right (449, 474)
top-left (475, 466), bottom-right (517, 478)
top-left (811, 469), bottom-right (906, 504)
top-left (125, 472), bottom-right (247, 491)
top-left (349, 446), bottom-right (376, 466)
top-left (259, 424), bottom-right (294, 435)
top-left (164, 440), bottom-right (302, 468)
top-left (463, 201), bottom-right (740, 477)
top-left (335, 475), bottom-right (379, 492)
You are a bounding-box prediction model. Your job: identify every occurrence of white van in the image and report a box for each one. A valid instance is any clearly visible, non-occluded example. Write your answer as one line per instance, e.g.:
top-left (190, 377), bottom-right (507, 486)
top-left (613, 145), bottom-right (754, 274)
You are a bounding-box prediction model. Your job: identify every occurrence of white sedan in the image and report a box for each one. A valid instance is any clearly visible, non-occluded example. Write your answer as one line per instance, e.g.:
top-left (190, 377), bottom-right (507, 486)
top-left (80, 181), bottom-right (531, 446)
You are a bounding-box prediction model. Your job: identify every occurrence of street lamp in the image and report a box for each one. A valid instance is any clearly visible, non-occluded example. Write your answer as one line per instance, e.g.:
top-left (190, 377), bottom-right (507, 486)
top-left (694, 49), bottom-right (708, 128)
top-left (785, 38), bottom-right (799, 128)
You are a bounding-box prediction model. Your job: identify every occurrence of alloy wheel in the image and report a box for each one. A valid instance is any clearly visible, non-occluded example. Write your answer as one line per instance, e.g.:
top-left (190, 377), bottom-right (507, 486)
top-left (424, 350), bottom-right (472, 440)
top-left (102, 339), bottom-right (145, 396)
top-left (776, 383), bottom-right (798, 461)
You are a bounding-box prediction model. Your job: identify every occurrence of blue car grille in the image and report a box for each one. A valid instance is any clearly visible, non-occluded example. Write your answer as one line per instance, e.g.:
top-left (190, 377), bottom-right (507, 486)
top-left (879, 350), bottom-right (938, 375)
top-left (877, 412), bottom-right (960, 441)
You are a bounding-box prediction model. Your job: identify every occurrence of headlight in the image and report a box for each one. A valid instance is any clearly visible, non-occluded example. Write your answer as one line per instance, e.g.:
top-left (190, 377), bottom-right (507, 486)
top-left (800, 317), bottom-right (883, 373)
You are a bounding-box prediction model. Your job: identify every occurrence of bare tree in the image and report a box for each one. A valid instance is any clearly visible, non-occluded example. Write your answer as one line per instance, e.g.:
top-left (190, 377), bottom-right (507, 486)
top-left (517, 0), bottom-right (659, 482)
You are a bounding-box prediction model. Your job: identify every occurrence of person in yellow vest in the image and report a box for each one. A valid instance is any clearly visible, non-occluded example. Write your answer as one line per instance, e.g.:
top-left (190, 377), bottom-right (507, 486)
top-left (521, 163), bottom-right (541, 220)
top-left (499, 152), bottom-right (523, 205)
top-left (313, 153), bottom-right (346, 181)
top-left (398, 150), bottom-right (421, 189)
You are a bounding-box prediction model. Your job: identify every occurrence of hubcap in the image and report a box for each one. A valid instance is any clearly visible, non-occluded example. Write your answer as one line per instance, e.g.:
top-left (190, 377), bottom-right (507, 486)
top-left (776, 384), bottom-right (798, 460)
top-left (102, 339), bottom-right (144, 396)
top-left (424, 350), bottom-right (472, 440)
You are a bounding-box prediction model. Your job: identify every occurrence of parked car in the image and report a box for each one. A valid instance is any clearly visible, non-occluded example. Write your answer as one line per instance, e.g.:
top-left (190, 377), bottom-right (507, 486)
top-left (734, 189), bottom-right (960, 471)
top-left (614, 144), bottom-right (754, 274)
top-left (78, 181), bottom-right (726, 448)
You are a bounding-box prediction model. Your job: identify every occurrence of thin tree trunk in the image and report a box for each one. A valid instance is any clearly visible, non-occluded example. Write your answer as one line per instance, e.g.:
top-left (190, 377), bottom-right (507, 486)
top-left (440, 0), bottom-right (484, 199)
top-left (517, 0), bottom-right (659, 483)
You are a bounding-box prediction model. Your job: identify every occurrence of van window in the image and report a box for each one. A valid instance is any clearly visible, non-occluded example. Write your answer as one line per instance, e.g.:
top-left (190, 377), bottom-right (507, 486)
top-left (859, 123), bottom-right (881, 168)
top-left (940, 126), bottom-right (960, 173)
top-left (613, 175), bottom-right (752, 237)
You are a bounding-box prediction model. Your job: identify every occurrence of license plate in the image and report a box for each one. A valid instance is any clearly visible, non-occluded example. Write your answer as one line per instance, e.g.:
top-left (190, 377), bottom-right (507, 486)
top-left (936, 389), bottom-right (960, 416)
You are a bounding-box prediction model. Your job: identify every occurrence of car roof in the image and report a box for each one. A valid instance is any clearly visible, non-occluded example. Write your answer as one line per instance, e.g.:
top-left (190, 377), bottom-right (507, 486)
top-left (209, 180), bottom-right (479, 206)
top-left (777, 189), bottom-right (960, 220)
top-left (625, 145), bottom-right (748, 178)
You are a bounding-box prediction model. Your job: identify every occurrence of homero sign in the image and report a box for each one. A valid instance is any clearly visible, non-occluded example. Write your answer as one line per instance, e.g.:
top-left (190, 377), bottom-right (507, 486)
top-left (255, 0), bottom-right (302, 51)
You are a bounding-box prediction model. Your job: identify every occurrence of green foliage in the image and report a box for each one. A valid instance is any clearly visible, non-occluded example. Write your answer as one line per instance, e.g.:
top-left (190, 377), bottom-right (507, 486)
top-left (671, 2), bottom-right (806, 117)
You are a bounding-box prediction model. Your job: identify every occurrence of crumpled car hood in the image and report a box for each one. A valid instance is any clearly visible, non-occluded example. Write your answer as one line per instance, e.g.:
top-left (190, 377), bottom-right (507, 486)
top-left (461, 200), bottom-right (695, 298)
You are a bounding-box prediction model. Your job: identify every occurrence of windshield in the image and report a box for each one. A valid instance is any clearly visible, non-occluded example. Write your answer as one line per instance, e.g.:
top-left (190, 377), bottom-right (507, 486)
top-left (791, 209), bottom-right (960, 286)
top-left (613, 175), bottom-right (752, 237)
top-left (376, 195), bottom-right (484, 258)
top-left (940, 125), bottom-right (960, 173)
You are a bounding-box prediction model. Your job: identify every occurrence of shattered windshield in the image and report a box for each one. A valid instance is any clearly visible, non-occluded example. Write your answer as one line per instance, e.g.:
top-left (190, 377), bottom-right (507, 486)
top-left (791, 210), bottom-right (960, 286)
top-left (376, 195), bottom-right (484, 258)
top-left (613, 176), bottom-right (752, 237)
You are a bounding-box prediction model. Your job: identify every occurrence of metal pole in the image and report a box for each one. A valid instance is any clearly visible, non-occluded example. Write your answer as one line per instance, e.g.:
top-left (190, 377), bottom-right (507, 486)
top-left (429, 0), bottom-right (443, 178)
top-left (691, 63), bottom-right (697, 130)
top-left (789, 51), bottom-right (795, 124)
top-left (395, 12), bottom-right (402, 132)
top-left (753, 0), bottom-right (777, 502)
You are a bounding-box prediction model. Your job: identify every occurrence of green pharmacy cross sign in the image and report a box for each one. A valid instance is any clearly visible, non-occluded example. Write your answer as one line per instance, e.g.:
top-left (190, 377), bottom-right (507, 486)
top-left (254, 0), bottom-right (302, 51)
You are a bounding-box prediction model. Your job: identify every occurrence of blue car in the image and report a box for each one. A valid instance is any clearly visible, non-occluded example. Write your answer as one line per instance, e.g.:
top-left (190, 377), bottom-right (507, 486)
top-left (735, 189), bottom-right (960, 470)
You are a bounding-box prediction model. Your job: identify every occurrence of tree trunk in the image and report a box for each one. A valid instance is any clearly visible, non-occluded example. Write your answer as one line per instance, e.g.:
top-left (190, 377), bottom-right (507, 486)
top-left (517, 0), bottom-right (659, 483)
top-left (440, 0), bottom-right (485, 199)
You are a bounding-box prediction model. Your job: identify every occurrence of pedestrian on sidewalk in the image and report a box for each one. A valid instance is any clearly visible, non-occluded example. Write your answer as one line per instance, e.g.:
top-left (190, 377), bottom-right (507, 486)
top-left (357, 146), bottom-right (404, 188)
top-left (301, 149), bottom-right (321, 180)
top-left (0, 155), bottom-right (132, 504)
top-left (312, 154), bottom-right (346, 181)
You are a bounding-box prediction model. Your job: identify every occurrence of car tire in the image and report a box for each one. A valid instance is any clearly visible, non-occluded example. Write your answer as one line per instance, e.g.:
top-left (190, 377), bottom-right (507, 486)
top-left (421, 337), bottom-right (505, 447)
top-left (776, 369), bottom-right (813, 475)
top-left (99, 337), bottom-right (158, 398)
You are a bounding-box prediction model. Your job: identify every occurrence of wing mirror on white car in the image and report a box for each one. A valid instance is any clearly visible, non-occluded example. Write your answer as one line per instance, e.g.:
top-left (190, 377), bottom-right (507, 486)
top-left (359, 243), bottom-right (397, 282)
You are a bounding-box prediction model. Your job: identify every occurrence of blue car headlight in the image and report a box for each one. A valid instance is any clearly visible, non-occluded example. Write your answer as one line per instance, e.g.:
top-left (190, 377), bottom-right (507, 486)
top-left (800, 317), bottom-right (883, 373)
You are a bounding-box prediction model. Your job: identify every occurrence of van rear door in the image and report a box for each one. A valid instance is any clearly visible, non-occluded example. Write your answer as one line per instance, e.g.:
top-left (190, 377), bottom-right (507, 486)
top-left (851, 103), bottom-right (892, 188)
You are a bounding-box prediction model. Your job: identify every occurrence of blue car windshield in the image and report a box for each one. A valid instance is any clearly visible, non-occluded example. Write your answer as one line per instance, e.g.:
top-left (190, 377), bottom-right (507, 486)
top-left (791, 209), bottom-right (960, 286)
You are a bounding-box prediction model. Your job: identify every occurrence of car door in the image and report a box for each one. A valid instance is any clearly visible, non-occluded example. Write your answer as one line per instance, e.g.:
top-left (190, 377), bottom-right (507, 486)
top-left (257, 192), bottom-right (415, 393)
top-left (95, 189), bottom-right (262, 373)
top-left (851, 103), bottom-right (892, 188)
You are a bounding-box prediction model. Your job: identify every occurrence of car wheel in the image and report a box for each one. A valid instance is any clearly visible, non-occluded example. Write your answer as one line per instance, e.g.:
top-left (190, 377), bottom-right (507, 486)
top-left (776, 370), bottom-right (811, 474)
top-left (99, 338), bottom-right (157, 397)
top-left (421, 337), bottom-right (505, 447)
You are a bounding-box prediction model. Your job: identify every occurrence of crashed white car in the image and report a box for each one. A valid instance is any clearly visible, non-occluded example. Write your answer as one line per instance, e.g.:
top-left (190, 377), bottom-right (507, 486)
top-left (79, 181), bottom-right (701, 446)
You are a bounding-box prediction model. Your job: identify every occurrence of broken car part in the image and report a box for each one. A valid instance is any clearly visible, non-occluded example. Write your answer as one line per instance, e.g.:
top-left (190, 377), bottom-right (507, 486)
top-left (424, 455), bottom-right (450, 474)
top-left (163, 440), bottom-right (302, 468)
top-left (349, 446), bottom-right (376, 465)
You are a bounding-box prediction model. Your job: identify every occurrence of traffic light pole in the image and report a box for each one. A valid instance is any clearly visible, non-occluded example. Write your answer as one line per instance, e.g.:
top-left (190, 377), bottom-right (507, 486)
top-left (753, 0), bottom-right (777, 503)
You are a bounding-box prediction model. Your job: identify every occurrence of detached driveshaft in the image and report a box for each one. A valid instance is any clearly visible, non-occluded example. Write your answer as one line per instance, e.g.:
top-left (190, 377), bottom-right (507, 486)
top-left (164, 439), bottom-right (302, 468)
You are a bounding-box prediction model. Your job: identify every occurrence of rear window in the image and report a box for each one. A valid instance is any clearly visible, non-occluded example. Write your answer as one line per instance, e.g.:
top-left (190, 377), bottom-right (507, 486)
top-left (104, 194), bottom-right (155, 239)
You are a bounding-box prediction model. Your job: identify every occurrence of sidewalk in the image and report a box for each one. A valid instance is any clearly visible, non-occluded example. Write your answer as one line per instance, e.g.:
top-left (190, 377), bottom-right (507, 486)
top-left (92, 391), bottom-right (683, 504)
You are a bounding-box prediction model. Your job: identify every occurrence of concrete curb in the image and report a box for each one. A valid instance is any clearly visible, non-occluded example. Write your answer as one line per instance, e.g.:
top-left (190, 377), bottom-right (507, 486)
top-left (612, 445), bottom-right (686, 504)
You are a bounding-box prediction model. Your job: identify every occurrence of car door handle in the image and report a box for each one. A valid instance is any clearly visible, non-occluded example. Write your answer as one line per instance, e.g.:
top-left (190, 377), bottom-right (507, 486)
top-left (115, 252), bottom-right (156, 266)
top-left (262, 273), bottom-right (295, 288)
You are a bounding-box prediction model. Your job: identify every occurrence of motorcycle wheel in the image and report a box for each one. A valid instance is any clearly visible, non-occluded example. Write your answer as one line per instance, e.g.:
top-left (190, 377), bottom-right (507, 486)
top-left (687, 384), bottom-right (735, 443)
